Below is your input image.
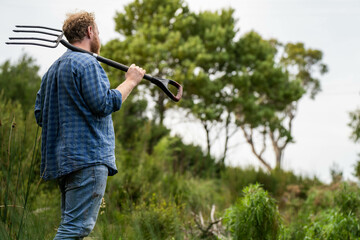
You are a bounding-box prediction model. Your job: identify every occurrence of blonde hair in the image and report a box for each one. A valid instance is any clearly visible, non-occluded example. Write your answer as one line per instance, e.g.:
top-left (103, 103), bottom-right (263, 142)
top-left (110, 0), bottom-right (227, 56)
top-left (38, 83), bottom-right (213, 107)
top-left (63, 11), bottom-right (96, 43)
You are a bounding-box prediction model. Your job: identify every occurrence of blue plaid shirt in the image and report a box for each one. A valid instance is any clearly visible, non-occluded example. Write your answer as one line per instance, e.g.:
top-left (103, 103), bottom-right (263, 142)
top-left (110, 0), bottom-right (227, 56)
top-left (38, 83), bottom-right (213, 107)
top-left (35, 50), bottom-right (122, 180)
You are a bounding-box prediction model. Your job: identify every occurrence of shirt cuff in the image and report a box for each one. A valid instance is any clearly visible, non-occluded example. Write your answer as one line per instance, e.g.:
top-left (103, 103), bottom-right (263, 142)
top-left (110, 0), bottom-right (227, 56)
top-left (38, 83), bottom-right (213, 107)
top-left (112, 89), bottom-right (123, 112)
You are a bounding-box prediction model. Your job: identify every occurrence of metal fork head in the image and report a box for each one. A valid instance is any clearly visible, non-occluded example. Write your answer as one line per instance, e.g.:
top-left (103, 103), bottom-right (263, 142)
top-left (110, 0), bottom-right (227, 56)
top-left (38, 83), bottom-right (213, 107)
top-left (6, 25), bottom-right (63, 48)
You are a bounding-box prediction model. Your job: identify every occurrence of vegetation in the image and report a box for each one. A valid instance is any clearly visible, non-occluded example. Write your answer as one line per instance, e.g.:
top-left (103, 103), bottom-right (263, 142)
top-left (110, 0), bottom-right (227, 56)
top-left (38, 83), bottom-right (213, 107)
top-left (0, 0), bottom-right (357, 239)
top-left (224, 184), bottom-right (282, 240)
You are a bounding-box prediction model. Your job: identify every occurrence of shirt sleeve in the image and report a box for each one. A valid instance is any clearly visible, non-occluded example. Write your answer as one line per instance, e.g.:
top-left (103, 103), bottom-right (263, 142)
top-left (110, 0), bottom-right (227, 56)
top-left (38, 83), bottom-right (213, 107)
top-left (34, 89), bottom-right (42, 127)
top-left (80, 60), bottom-right (122, 117)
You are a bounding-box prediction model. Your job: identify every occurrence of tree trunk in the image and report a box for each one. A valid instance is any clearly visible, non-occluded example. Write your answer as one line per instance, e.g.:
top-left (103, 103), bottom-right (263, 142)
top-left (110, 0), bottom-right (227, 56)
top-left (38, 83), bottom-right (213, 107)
top-left (221, 112), bottom-right (232, 166)
top-left (275, 148), bottom-right (283, 169)
top-left (269, 129), bottom-right (287, 170)
top-left (203, 121), bottom-right (211, 157)
top-left (156, 93), bottom-right (166, 125)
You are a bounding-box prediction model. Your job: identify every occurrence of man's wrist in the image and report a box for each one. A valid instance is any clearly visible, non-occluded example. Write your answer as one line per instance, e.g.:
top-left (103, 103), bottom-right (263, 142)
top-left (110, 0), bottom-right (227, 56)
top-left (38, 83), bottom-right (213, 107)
top-left (115, 78), bottom-right (139, 102)
top-left (124, 78), bottom-right (138, 89)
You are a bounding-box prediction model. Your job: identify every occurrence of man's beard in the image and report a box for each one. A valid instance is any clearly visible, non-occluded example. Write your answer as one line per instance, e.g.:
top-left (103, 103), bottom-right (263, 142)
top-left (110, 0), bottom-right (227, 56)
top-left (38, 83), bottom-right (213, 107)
top-left (90, 36), bottom-right (100, 55)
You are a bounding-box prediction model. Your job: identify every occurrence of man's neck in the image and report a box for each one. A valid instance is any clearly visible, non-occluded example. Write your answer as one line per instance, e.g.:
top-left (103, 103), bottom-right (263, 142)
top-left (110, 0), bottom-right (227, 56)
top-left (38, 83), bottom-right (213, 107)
top-left (72, 41), bottom-right (91, 52)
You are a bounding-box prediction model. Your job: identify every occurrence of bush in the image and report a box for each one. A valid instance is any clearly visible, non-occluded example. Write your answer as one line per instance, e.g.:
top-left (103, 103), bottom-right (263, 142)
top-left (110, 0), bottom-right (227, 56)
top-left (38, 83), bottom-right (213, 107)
top-left (334, 182), bottom-right (360, 215)
top-left (129, 194), bottom-right (184, 240)
top-left (283, 182), bottom-right (360, 240)
top-left (224, 184), bottom-right (283, 240)
top-left (304, 209), bottom-right (360, 239)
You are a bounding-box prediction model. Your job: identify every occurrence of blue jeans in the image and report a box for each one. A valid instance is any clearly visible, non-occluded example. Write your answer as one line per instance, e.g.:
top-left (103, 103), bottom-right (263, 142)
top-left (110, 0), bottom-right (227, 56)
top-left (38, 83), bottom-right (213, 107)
top-left (54, 164), bottom-right (108, 240)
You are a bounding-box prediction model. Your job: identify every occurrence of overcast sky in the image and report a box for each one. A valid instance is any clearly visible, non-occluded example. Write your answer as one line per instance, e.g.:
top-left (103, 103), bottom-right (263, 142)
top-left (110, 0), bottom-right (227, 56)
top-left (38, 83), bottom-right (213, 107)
top-left (1, 0), bottom-right (359, 183)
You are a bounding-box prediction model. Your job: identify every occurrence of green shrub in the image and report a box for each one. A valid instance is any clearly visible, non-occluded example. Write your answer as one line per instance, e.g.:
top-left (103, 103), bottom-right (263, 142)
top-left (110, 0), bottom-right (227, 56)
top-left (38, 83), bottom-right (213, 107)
top-left (334, 182), bottom-right (360, 215)
top-left (224, 184), bottom-right (282, 240)
top-left (130, 194), bottom-right (183, 240)
top-left (284, 182), bottom-right (360, 240)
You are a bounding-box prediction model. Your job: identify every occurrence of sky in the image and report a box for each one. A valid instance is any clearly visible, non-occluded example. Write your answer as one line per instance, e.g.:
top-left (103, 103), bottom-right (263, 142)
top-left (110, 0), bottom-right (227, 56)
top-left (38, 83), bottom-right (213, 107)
top-left (1, 0), bottom-right (359, 183)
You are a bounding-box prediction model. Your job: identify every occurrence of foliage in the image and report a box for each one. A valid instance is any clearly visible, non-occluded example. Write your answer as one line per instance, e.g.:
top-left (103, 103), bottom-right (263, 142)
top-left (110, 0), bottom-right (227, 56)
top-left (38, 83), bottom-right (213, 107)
top-left (0, 54), bottom-right (41, 113)
top-left (304, 209), bottom-right (360, 240)
top-left (130, 194), bottom-right (184, 240)
top-left (282, 182), bottom-right (360, 240)
top-left (112, 94), bottom-right (150, 151)
top-left (302, 183), bottom-right (360, 239)
top-left (224, 184), bottom-right (283, 240)
top-left (231, 33), bottom-right (328, 170)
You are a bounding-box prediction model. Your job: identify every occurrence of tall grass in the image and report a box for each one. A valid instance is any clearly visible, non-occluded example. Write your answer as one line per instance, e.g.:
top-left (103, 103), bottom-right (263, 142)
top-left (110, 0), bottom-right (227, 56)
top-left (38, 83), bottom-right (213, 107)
top-left (0, 97), bottom-right (59, 240)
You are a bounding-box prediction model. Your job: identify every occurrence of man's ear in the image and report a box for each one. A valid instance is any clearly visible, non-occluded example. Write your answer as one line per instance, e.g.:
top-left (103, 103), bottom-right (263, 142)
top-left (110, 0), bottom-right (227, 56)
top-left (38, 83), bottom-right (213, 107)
top-left (86, 26), bottom-right (93, 39)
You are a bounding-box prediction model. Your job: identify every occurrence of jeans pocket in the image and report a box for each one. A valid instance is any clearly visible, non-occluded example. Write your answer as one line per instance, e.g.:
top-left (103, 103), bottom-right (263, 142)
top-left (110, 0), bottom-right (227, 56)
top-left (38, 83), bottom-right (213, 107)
top-left (65, 169), bottom-right (84, 190)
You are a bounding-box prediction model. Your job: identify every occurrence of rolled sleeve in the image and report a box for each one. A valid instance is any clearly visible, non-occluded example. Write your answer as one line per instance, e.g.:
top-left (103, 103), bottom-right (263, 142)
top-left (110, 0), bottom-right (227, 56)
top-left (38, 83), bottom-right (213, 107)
top-left (111, 89), bottom-right (123, 112)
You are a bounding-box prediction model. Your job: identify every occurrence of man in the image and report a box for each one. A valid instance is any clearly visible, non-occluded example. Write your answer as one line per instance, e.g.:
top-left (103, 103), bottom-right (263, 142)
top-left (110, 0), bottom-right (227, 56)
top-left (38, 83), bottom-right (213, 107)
top-left (34, 11), bottom-right (145, 239)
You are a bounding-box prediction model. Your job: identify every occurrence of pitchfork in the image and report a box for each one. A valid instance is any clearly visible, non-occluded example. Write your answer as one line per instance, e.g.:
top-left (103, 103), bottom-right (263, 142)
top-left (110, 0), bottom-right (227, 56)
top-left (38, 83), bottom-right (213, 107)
top-left (6, 25), bottom-right (183, 102)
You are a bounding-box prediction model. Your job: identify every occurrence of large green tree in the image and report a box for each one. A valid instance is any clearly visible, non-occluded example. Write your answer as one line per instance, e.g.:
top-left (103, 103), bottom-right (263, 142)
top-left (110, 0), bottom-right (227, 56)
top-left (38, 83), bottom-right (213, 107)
top-left (229, 34), bottom-right (328, 170)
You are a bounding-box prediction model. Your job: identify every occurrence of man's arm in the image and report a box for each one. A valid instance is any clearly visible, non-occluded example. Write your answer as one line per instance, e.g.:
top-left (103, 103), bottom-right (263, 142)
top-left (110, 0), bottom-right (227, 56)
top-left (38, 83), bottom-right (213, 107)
top-left (116, 64), bottom-right (145, 102)
top-left (81, 62), bottom-right (145, 117)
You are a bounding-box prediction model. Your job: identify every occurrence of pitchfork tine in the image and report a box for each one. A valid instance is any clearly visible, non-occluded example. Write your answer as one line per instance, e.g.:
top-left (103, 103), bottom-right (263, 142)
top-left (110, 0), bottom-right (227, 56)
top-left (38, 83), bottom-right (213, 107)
top-left (6, 25), bottom-right (64, 48)
top-left (9, 37), bottom-right (57, 43)
top-left (15, 25), bottom-right (62, 32)
top-left (13, 29), bottom-right (59, 37)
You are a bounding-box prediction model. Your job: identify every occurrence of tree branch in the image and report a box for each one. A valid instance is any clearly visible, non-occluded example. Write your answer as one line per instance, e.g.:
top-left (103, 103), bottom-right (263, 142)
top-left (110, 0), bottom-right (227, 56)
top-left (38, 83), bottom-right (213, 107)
top-left (241, 125), bottom-right (272, 171)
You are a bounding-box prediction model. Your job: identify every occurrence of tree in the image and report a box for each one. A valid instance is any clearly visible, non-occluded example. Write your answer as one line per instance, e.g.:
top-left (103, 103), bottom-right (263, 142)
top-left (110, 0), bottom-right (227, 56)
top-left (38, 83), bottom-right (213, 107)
top-left (270, 42), bottom-right (327, 168)
top-left (227, 33), bottom-right (327, 170)
top-left (0, 54), bottom-right (41, 114)
top-left (179, 8), bottom-right (237, 160)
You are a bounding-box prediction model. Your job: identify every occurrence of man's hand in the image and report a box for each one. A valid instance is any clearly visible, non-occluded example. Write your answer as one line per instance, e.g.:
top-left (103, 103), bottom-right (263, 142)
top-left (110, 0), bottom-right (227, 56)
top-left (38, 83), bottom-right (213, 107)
top-left (116, 64), bottom-right (146, 102)
top-left (125, 64), bottom-right (146, 86)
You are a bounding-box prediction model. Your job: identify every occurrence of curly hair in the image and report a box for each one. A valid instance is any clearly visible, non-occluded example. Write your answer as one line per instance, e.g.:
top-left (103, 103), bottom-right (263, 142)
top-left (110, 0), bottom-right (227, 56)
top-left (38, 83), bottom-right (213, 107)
top-left (63, 11), bottom-right (96, 43)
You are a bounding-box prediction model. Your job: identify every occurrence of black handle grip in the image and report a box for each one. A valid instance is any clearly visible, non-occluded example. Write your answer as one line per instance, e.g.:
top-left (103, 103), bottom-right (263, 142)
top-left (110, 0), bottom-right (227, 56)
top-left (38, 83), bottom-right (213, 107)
top-left (60, 40), bottom-right (183, 102)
